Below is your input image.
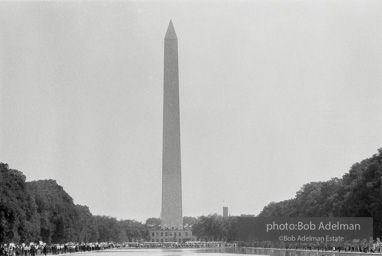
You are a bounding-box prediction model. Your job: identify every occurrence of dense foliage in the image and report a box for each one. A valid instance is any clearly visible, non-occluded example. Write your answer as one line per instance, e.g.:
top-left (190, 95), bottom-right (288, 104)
top-left (192, 214), bottom-right (237, 242)
top-left (1, 148), bottom-right (381, 243)
top-left (0, 163), bottom-right (147, 244)
top-left (259, 148), bottom-right (382, 238)
top-left (0, 163), bottom-right (38, 243)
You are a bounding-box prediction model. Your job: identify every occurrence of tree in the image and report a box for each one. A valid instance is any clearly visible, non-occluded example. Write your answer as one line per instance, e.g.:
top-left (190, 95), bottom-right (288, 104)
top-left (145, 217), bottom-right (161, 230)
top-left (192, 214), bottom-right (237, 242)
top-left (0, 163), bottom-right (39, 243)
top-left (27, 180), bottom-right (80, 243)
top-left (183, 216), bottom-right (197, 229)
top-left (75, 205), bottom-right (99, 242)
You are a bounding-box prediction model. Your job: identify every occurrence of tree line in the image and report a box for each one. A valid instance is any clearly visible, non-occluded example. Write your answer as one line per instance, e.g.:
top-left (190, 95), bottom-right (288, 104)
top-left (1, 148), bottom-right (381, 243)
top-left (187, 149), bottom-right (382, 241)
top-left (258, 148), bottom-right (382, 239)
top-left (0, 163), bottom-right (147, 244)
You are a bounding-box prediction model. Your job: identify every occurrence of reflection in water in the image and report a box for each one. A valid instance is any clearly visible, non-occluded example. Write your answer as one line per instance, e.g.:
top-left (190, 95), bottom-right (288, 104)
top-left (95, 248), bottom-right (246, 256)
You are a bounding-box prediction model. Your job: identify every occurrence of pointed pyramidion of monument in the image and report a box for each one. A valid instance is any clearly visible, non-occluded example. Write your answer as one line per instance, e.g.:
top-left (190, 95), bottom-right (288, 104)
top-left (165, 20), bottom-right (177, 40)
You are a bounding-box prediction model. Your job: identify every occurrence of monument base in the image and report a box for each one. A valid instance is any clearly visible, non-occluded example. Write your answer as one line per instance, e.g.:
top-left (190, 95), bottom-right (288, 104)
top-left (149, 229), bottom-right (196, 243)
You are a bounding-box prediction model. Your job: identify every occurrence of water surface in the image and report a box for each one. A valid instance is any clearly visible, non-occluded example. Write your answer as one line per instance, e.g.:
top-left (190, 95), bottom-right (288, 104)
top-left (90, 248), bottom-right (244, 256)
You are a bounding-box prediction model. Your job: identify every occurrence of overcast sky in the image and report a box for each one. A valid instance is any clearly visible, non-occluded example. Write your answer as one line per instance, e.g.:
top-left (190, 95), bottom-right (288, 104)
top-left (1, 0), bottom-right (382, 223)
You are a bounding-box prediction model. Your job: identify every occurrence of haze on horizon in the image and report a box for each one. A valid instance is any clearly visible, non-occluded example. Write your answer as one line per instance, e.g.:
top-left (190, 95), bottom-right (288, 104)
top-left (1, 0), bottom-right (382, 223)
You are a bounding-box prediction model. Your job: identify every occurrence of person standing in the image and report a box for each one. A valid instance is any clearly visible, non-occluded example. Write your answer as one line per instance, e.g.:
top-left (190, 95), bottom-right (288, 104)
top-left (29, 246), bottom-right (35, 256)
top-left (42, 246), bottom-right (47, 256)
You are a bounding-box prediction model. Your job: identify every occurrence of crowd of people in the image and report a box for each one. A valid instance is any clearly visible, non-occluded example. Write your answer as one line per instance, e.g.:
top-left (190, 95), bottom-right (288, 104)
top-left (2, 241), bottom-right (381, 255)
top-left (0, 241), bottom-right (231, 255)
top-left (0, 242), bottom-right (114, 256)
top-left (237, 243), bottom-right (382, 253)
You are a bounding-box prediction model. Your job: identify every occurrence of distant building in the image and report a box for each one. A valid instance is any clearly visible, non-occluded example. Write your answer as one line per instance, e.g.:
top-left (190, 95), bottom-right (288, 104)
top-left (149, 229), bottom-right (194, 243)
top-left (223, 207), bottom-right (228, 218)
top-left (240, 214), bottom-right (255, 217)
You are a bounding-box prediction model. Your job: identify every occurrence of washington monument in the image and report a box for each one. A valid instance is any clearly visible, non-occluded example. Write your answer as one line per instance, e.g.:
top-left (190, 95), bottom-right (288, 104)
top-left (161, 20), bottom-right (183, 230)
top-left (149, 20), bottom-right (195, 242)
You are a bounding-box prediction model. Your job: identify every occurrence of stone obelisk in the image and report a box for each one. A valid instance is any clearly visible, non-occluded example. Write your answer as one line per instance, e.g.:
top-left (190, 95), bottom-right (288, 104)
top-left (161, 20), bottom-right (183, 230)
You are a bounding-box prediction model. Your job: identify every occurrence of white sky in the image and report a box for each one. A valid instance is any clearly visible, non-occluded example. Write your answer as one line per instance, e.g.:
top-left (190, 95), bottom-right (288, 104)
top-left (1, 0), bottom-right (382, 222)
